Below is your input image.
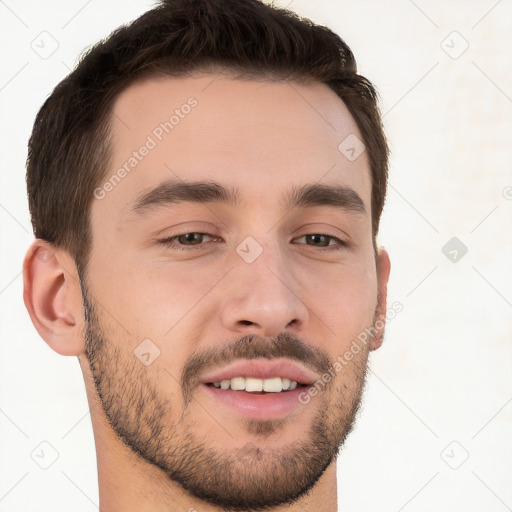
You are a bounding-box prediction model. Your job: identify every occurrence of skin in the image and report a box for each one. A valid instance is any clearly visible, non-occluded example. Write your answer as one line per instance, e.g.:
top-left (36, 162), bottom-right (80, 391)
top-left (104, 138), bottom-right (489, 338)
top-left (23, 73), bottom-right (390, 512)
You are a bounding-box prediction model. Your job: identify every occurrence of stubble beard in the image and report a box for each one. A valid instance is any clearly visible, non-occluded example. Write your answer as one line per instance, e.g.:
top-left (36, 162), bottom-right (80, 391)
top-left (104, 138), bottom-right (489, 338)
top-left (80, 280), bottom-right (371, 511)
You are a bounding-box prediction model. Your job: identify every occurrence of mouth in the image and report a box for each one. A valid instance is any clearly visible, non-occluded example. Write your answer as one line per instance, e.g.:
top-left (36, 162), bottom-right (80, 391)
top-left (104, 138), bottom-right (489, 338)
top-left (205, 376), bottom-right (307, 393)
top-left (199, 359), bottom-right (317, 420)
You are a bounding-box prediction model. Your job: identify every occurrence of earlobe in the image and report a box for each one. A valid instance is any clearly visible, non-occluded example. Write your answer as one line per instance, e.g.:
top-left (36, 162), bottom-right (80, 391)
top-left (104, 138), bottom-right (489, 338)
top-left (23, 240), bottom-right (85, 356)
top-left (370, 247), bottom-right (391, 351)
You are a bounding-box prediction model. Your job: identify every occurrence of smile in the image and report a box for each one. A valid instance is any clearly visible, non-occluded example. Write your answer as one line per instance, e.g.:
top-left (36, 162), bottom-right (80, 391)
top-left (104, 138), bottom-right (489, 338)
top-left (199, 358), bottom-right (317, 419)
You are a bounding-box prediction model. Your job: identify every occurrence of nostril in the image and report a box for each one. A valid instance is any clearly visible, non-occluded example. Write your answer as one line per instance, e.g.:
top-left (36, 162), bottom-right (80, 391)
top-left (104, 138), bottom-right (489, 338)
top-left (239, 320), bottom-right (254, 326)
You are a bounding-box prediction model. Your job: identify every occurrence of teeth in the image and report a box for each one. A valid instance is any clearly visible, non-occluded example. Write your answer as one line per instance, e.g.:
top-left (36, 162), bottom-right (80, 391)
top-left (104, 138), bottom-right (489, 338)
top-left (230, 377), bottom-right (246, 390)
top-left (210, 376), bottom-right (300, 392)
top-left (245, 377), bottom-right (263, 392)
top-left (262, 377), bottom-right (282, 392)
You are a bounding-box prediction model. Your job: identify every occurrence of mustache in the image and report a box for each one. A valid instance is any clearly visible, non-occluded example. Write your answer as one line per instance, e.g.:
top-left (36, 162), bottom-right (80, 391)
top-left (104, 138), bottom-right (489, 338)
top-left (180, 332), bottom-right (333, 403)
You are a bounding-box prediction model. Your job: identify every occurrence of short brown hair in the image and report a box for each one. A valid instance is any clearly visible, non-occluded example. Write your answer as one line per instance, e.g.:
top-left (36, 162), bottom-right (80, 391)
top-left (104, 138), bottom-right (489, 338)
top-left (26, 0), bottom-right (389, 272)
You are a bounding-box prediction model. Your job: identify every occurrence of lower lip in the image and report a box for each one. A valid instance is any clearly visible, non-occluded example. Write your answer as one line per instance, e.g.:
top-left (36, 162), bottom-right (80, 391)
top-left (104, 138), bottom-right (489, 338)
top-left (201, 384), bottom-right (309, 420)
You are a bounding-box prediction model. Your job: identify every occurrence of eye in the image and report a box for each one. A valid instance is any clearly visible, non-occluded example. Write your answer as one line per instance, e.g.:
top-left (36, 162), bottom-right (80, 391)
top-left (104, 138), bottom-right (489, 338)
top-left (158, 232), bottom-right (220, 250)
top-left (157, 232), bottom-right (348, 252)
top-left (293, 233), bottom-right (347, 250)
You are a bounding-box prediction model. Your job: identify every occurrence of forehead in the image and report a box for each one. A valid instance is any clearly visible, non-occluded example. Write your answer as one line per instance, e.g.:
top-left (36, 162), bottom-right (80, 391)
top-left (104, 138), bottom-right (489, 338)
top-left (97, 73), bottom-right (371, 222)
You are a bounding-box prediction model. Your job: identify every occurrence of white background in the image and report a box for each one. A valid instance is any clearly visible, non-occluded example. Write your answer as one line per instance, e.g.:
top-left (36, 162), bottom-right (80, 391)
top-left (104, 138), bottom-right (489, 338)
top-left (0, 1), bottom-right (511, 511)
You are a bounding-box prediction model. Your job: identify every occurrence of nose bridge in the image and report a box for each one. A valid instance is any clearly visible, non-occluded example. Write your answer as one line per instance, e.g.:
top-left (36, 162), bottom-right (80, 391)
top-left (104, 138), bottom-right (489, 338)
top-left (244, 238), bottom-right (291, 300)
top-left (219, 236), bottom-right (309, 338)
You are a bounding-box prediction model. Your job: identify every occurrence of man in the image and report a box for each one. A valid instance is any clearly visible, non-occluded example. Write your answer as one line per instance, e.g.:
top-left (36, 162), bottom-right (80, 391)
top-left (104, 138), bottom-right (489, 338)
top-left (23, 0), bottom-right (391, 510)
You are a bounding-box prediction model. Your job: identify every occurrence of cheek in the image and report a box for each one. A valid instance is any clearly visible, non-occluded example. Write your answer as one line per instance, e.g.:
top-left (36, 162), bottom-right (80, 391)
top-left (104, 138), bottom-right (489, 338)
top-left (298, 259), bottom-right (378, 344)
top-left (90, 253), bottom-right (221, 334)
top-left (135, 260), bottom-right (226, 314)
top-left (126, 256), bottom-right (377, 336)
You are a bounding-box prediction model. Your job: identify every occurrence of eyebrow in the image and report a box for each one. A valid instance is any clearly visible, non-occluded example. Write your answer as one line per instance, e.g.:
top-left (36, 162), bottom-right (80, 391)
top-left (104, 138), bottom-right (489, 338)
top-left (130, 179), bottom-right (366, 217)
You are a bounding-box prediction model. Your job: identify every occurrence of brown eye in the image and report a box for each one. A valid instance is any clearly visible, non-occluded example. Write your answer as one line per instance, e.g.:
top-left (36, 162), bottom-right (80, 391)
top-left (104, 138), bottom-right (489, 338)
top-left (176, 233), bottom-right (205, 245)
top-left (305, 234), bottom-right (331, 247)
top-left (158, 232), bottom-right (218, 251)
top-left (293, 234), bottom-right (346, 250)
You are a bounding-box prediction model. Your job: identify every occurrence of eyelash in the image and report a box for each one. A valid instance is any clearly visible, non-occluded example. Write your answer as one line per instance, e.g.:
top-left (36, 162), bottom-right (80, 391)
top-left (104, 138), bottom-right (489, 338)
top-left (157, 232), bottom-right (348, 252)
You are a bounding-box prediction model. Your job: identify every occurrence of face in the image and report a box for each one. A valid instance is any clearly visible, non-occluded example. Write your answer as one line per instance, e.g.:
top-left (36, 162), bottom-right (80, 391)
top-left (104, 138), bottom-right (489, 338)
top-left (82, 73), bottom-right (386, 510)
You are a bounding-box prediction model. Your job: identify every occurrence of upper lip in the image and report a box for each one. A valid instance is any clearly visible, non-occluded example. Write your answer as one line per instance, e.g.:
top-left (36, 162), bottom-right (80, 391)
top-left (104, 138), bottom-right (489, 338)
top-left (199, 358), bottom-right (318, 386)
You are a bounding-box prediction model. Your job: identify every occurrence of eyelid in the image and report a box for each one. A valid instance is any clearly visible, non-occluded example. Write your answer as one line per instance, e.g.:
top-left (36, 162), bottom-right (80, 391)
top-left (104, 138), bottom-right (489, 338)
top-left (292, 222), bottom-right (351, 243)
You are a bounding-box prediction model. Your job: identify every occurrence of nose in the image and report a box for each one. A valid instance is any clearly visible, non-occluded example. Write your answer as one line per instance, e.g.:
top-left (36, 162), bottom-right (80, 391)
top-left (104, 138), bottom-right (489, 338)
top-left (219, 243), bottom-right (309, 339)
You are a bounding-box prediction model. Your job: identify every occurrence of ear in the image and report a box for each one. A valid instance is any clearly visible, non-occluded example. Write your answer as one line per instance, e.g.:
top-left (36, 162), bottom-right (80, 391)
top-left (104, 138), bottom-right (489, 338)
top-left (23, 239), bottom-right (85, 356)
top-left (370, 247), bottom-right (391, 351)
